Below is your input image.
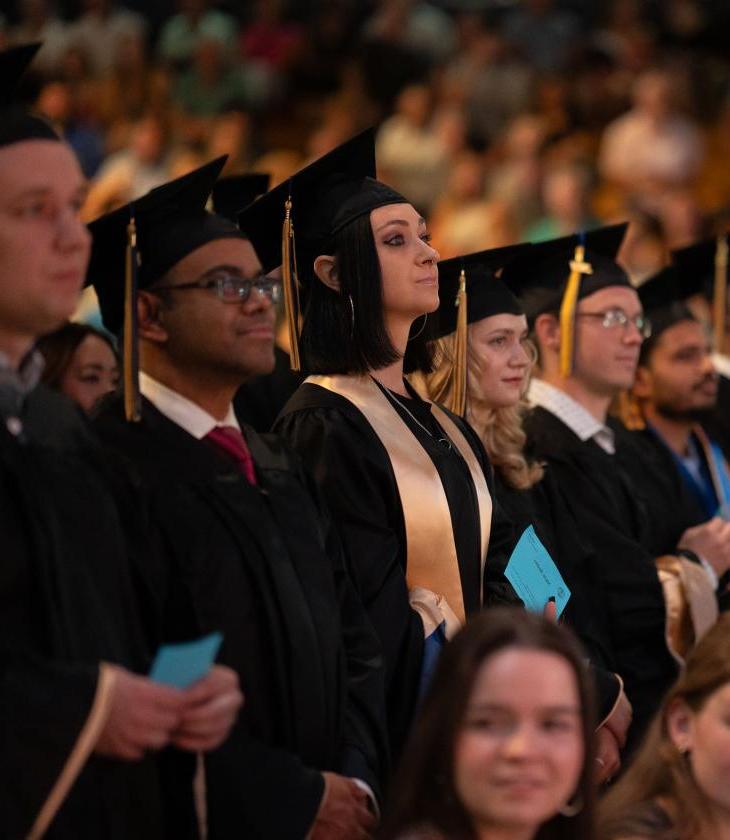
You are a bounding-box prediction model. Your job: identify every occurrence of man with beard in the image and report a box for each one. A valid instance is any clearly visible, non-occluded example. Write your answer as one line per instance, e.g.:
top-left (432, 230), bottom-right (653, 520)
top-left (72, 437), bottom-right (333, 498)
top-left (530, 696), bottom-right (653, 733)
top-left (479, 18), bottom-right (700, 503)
top-left (503, 226), bottom-right (730, 749)
top-left (632, 266), bottom-right (730, 524)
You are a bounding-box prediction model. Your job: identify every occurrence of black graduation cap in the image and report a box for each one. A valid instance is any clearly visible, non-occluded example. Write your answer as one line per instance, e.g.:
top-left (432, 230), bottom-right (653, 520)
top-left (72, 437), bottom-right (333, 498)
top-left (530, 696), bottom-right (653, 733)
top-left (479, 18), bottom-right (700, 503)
top-left (0, 42), bottom-right (60, 147)
top-left (635, 265), bottom-right (695, 348)
top-left (212, 173), bottom-right (270, 225)
top-left (436, 244), bottom-right (528, 339)
top-left (236, 128), bottom-right (408, 370)
top-left (501, 223), bottom-right (629, 376)
top-left (87, 156), bottom-right (241, 420)
top-left (433, 243), bottom-right (529, 415)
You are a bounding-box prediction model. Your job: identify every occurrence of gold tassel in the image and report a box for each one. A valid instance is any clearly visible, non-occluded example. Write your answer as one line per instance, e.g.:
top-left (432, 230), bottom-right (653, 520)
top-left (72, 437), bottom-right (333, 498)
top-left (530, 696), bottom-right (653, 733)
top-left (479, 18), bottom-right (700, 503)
top-left (449, 268), bottom-right (468, 417)
top-left (281, 196), bottom-right (301, 371)
top-left (614, 390), bottom-right (645, 430)
top-left (713, 234), bottom-right (728, 354)
top-left (123, 210), bottom-right (141, 422)
top-left (559, 244), bottom-right (593, 378)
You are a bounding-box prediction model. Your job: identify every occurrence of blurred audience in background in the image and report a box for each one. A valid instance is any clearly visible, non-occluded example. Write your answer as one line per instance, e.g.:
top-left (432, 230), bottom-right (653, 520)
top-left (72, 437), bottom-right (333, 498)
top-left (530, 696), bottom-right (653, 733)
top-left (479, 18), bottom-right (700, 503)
top-left (3, 0), bottom-right (730, 269)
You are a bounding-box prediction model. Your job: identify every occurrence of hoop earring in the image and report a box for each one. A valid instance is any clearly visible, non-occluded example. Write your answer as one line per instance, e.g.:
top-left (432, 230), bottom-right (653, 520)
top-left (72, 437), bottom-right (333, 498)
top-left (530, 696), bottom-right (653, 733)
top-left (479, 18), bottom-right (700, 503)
top-left (559, 793), bottom-right (584, 818)
top-left (348, 294), bottom-right (355, 337)
top-left (408, 314), bottom-right (428, 341)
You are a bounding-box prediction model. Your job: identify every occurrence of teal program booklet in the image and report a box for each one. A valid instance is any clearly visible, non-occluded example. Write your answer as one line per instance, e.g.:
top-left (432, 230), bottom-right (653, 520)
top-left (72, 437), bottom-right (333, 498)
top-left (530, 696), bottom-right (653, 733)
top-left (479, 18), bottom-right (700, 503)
top-left (504, 526), bottom-right (571, 618)
top-left (149, 632), bottom-right (223, 689)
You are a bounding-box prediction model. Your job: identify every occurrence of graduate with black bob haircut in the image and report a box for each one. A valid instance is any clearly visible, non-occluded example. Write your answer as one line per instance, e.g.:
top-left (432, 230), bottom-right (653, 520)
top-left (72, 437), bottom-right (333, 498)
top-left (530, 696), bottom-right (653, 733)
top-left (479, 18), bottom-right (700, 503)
top-left (241, 130), bottom-right (516, 765)
top-left (89, 156), bottom-right (387, 839)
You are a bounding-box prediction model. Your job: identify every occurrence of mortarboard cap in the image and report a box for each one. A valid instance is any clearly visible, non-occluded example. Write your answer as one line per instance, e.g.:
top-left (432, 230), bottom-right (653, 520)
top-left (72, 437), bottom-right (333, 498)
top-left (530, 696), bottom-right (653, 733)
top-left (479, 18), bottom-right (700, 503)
top-left (236, 128), bottom-right (409, 370)
top-left (434, 243), bottom-right (529, 415)
top-left (636, 265), bottom-right (695, 347)
top-left (501, 222), bottom-right (629, 376)
top-left (212, 173), bottom-right (270, 225)
top-left (0, 42), bottom-right (60, 147)
top-left (672, 235), bottom-right (729, 352)
top-left (436, 244), bottom-right (528, 339)
top-left (87, 157), bottom-right (241, 420)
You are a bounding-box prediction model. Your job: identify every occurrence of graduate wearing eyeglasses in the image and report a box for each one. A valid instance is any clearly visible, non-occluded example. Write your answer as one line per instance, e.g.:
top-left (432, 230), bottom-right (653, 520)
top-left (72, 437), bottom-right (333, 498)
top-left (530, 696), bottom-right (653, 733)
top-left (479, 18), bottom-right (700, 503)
top-left (503, 225), bottom-right (722, 751)
top-left (89, 159), bottom-right (386, 839)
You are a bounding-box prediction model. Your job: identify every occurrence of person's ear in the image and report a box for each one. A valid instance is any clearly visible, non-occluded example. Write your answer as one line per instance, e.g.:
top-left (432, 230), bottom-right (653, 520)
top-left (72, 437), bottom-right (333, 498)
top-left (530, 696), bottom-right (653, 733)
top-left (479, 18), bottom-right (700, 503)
top-left (534, 312), bottom-right (561, 354)
top-left (633, 364), bottom-right (653, 400)
top-left (313, 255), bottom-right (340, 292)
top-left (666, 698), bottom-right (695, 755)
top-left (137, 290), bottom-right (169, 343)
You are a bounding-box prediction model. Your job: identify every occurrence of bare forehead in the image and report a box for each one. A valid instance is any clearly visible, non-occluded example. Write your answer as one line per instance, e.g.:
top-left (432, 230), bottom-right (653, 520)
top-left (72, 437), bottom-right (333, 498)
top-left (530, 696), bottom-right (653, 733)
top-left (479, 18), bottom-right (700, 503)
top-left (469, 648), bottom-right (579, 707)
top-left (471, 312), bottom-right (528, 335)
top-left (0, 140), bottom-right (85, 194)
top-left (657, 318), bottom-right (706, 348)
top-left (579, 285), bottom-right (641, 312)
top-left (370, 202), bottom-right (424, 228)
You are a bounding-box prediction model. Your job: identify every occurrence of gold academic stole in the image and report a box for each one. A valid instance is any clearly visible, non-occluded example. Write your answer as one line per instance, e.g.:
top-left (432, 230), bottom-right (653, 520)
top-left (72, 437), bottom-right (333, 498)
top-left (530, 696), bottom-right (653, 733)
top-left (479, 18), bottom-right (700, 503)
top-left (307, 375), bottom-right (492, 623)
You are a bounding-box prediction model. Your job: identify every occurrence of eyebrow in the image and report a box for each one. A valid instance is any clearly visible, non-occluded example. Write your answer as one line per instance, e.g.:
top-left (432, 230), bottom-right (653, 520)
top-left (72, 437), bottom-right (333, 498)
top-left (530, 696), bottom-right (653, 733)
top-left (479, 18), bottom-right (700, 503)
top-left (10, 182), bottom-right (89, 201)
top-left (199, 264), bottom-right (264, 280)
top-left (80, 363), bottom-right (118, 372)
top-left (467, 702), bottom-right (579, 714)
top-left (486, 328), bottom-right (519, 337)
top-left (375, 217), bottom-right (427, 232)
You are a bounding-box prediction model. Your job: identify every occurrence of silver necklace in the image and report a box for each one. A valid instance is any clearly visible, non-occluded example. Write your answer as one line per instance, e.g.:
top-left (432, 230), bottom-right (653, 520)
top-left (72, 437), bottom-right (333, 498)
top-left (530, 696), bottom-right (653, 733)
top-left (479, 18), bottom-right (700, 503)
top-left (374, 378), bottom-right (453, 452)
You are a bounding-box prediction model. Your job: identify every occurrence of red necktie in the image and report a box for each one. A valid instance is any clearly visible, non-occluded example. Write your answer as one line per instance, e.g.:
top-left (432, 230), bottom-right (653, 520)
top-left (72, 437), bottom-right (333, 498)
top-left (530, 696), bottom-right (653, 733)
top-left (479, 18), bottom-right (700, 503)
top-left (205, 425), bottom-right (258, 485)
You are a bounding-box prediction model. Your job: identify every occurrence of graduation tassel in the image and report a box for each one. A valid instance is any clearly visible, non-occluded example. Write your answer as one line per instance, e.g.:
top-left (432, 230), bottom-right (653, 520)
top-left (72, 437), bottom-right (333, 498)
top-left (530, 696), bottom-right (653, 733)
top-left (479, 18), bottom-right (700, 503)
top-left (449, 267), bottom-right (468, 417)
top-left (713, 234), bottom-right (728, 354)
top-left (559, 244), bottom-right (593, 378)
top-left (123, 206), bottom-right (141, 422)
top-left (615, 390), bottom-right (645, 431)
top-left (281, 195), bottom-right (302, 372)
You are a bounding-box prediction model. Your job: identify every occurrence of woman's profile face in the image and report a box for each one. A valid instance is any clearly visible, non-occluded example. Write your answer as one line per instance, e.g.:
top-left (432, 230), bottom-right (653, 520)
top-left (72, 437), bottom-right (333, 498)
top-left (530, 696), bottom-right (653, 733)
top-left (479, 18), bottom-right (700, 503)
top-left (60, 333), bottom-right (119, 414)
top-left (670, 683), bottom-right (730, 815)
top-left (453, 647), bottom-right (584, 836)
top-left (469, 313), bottom-right (532, 410)
top-left (370, 203), bottom-right (440, 326)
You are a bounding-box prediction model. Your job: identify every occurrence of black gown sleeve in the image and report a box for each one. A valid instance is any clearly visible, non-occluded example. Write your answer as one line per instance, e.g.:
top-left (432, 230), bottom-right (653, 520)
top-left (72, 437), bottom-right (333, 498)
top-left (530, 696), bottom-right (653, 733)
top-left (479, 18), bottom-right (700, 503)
top-left (275, 403), bottom-right (425, 759)
top-left (296, 457), bottom-right (390, 796)
top-left (445, 412), bottom-right (518, 602)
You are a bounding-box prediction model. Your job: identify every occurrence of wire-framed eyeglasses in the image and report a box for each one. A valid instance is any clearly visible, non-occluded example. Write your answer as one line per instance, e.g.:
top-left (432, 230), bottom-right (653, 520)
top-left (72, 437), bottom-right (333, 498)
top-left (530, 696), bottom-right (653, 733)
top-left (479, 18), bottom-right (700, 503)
top-left (577, 308), bottom-right (652, 339)
top-left (160, 273), bottom-right (282, 304)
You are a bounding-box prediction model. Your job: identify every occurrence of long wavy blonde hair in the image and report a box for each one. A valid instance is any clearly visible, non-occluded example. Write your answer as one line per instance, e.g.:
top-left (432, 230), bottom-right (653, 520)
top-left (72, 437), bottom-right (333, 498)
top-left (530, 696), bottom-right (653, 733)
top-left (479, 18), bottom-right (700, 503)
top-left (417, 329), bottom-right (544, 491)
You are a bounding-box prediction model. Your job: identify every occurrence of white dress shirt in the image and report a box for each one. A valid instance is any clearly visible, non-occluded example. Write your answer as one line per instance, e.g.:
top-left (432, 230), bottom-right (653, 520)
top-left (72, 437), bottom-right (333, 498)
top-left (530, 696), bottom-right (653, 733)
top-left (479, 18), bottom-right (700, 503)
top-left (527, 378), bottom-right (616, 454)
top-left (139, 371), bottom-right (240, 438)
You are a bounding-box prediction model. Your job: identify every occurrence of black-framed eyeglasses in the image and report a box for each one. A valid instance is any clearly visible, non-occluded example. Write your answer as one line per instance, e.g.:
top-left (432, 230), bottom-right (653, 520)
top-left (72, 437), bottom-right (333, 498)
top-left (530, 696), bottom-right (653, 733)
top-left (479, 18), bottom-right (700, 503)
top-left (158, 273), bottom-right (282, 305)
top-left (577, 308), bottom-right (652, 339)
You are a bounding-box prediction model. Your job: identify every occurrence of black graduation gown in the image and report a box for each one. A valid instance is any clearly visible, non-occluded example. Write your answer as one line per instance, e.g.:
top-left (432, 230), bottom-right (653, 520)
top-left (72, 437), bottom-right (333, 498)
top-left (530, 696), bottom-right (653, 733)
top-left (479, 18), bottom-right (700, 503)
top-left (94, 395), bottom-right (387, 840)
top-left (1, 385), bottom-right (164, 839)
top-left (233, 345), bottom-right (303, 432)
top-left (705, 373), bottom-right (730, 459)
top-left (524, 406), bottom-right (680, 749)
top-left (613, 421), bottom-right (705, 554)
top-left (275, 381), bottom-right (515, 761)
top-left (488, 469), bottom-right (621, 722)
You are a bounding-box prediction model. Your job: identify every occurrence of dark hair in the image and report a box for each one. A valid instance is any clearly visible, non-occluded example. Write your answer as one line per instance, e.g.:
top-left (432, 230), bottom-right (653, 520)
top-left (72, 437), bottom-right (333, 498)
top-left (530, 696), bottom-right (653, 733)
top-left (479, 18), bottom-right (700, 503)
top-left (301, 213), bottom-right (436, 375)
top-left (37, 322), bottom-right (118, 388)
top-left (598, 613), bottom-right (730, 840)
top-left (638, 303), bottom-right (697, 365)
top-left (380, 609), bottom-right (597, 840)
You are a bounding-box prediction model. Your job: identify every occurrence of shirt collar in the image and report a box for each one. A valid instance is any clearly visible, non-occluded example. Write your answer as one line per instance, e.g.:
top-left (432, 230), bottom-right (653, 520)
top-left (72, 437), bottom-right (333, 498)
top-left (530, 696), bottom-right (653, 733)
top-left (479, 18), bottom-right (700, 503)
top-left (0, 349), bottom-right (45, 421)
top-left (527, 378), bottom-right (616, 454)
top-left (139, 371), bottom-right (240, 440)
top-left (712, 352), bottom-right (730, 380)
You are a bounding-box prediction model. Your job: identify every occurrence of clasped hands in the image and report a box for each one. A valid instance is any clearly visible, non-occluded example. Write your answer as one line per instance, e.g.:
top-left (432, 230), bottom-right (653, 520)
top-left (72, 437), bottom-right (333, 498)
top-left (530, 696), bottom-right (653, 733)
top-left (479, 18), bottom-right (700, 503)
top-left (96, 664), bottom-right (243, 761)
